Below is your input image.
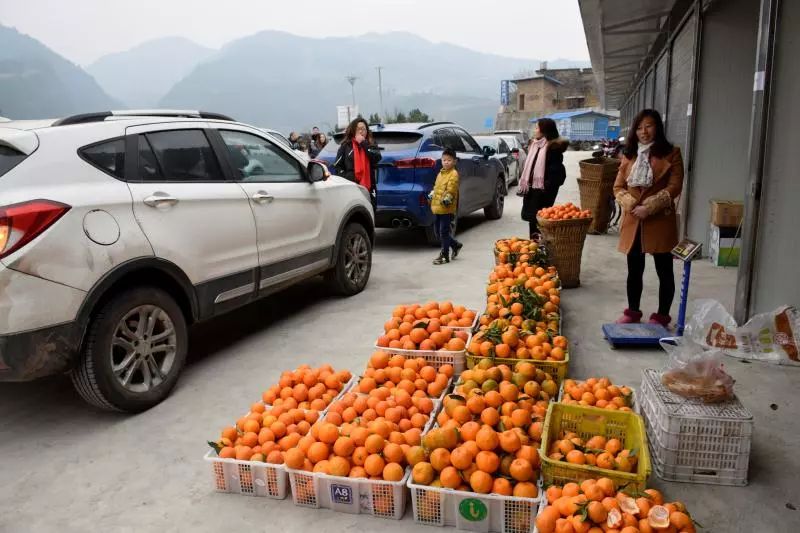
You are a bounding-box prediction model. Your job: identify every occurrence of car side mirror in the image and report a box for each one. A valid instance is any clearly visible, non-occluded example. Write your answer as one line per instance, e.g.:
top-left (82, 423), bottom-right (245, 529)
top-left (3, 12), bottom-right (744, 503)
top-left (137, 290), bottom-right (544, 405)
top-left (308, 160), bottom-right (329, 182)
top-left (482, 146), bottom-right (496, 158)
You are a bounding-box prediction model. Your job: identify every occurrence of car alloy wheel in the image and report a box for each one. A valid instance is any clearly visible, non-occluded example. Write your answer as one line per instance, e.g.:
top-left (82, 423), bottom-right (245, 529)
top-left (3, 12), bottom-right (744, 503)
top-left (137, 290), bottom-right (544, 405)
top-left (344, 232), bottom-right (369, 286)
top-left (110, 304), bottom-right (177, 394)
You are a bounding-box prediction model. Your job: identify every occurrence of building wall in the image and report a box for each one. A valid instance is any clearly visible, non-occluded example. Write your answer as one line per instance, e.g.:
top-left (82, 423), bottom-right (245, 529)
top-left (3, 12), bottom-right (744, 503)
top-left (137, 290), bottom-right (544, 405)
top-left (539, 68), bottom-right (601, 109)
top-left (751, 0), bottom-right (800, 313)
top-left (516, 79), bottom-right (560, 116)
top-left (686, 0), bottom-right (760, 248)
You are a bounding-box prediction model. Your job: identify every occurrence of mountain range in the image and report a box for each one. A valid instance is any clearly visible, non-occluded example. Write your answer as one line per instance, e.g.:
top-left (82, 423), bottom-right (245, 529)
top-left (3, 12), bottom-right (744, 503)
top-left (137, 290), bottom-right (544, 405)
top-left (0, 25), bottom-right (589, 131)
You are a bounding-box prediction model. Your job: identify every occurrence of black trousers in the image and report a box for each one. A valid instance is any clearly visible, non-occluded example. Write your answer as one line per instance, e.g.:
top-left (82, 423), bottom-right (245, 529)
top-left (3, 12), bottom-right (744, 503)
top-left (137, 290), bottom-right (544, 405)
top-left (627, 228), bottom-right (675, 316)
top-left (522, 187), bottom-right (558, 236)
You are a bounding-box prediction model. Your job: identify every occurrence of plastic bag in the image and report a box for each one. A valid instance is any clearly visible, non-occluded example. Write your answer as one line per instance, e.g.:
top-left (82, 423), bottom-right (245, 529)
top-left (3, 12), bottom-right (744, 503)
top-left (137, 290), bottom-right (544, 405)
top-left (660, 337), bottom-right (735, 403)
top-left (685, 299), bottom-right (800, 366)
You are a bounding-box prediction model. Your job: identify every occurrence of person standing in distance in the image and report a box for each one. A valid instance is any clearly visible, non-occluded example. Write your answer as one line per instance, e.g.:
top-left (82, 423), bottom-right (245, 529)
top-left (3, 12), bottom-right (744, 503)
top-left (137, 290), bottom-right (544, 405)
top-left (334, 118), bottom-right (381, 203)
top-left (517, 118), bottom-right (568, 239)
top-left (428, 148), bottom-right (463, 265)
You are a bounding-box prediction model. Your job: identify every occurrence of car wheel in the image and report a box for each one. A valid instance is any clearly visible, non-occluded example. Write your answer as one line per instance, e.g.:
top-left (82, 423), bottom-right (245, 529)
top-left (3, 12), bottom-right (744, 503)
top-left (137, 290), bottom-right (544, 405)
top-left (326, 223), bottom-right (372, 295)
top-left (71, 287), bottom-right (188, 412)
top-left (484, 178), bottom-right (505, 220)
top-left (424, 214), bottom-right (458, 246)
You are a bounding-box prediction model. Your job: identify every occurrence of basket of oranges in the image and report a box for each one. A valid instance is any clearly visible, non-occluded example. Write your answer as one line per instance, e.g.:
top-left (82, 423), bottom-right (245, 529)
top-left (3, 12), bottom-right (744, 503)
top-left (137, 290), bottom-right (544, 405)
top-left (536, 203), bottom-right (593, 288)
top-left (493, 237), bottom-right (550, 267)
top-left (539, 402), bottom-right (651, 492)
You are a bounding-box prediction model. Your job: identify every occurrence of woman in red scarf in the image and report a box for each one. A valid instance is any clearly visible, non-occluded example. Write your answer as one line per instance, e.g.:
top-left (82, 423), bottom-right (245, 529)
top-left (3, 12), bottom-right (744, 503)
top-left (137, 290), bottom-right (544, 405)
top-left (334, 118), bottom-right (382, 195)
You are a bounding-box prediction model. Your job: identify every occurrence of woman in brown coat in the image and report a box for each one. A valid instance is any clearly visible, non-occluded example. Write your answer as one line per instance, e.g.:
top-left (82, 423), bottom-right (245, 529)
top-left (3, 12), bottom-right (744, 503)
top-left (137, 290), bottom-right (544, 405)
top-left (613, 109), bottom-right (684, 326)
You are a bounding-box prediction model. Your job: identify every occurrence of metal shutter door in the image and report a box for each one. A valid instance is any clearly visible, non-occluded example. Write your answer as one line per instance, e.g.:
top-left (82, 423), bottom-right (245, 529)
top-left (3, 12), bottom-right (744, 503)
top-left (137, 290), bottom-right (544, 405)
top-left (654, 52), bottom-right (669, 117)
top-left (645, 70), bottom-right (655, 109)
top-left (667, 14), bottom-right (698, 166)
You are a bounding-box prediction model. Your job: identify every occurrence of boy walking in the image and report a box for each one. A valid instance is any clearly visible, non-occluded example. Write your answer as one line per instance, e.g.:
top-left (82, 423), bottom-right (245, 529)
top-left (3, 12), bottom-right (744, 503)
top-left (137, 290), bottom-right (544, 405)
top-left (429, 148), bottom-right (463, 265)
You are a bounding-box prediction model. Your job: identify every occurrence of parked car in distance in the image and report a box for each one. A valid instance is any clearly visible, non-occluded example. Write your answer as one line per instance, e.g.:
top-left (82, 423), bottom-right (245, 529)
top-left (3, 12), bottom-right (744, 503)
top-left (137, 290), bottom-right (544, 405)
top-left (497, 134), bottom-right (527, 185)
top-left (0, 110), bottom-right (375, 412)
top-left (473, 134), bottom-right (518, 187)
top-left (494, 129), bottom-right (530, 148)
top-left (317, 122), bottom-right (507, 244)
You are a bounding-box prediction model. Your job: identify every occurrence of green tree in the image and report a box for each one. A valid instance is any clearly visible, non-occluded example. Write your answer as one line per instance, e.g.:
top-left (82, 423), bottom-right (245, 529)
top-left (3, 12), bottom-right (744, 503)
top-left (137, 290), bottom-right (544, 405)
top-left (408, 108), bottom-right (433, 122)
top-left (368, 112), bottom-right (382, 124)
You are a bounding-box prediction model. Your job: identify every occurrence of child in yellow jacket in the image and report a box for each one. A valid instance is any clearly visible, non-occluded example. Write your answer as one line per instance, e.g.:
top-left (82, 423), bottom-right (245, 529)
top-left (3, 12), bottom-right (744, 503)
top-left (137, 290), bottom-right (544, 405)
top-left (428, 148), bottom-right (463, 264)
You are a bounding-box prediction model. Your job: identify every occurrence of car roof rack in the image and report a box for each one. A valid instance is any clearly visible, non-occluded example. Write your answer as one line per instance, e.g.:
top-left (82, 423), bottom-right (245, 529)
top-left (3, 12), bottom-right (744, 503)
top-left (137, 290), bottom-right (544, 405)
top-left (418, 121), bottom-right (455, 130)
top-left (53, 110), bottom-right (235, 126)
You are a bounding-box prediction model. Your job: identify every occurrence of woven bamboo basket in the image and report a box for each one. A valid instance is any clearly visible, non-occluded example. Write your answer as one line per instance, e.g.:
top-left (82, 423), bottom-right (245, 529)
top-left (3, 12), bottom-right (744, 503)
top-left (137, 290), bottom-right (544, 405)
top-left (537, 216), bottom-right (592, 288)
top-left (577, 177), bottom-right (616, 234)
top-left (578, 157), bottom-right (620, 181)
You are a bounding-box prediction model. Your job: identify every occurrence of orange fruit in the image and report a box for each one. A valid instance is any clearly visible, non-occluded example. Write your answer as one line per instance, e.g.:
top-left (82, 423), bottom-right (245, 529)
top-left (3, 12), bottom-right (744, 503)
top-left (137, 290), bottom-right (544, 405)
top-left (469, 470), bottom-right (493, 494)
top-left (509, 458), bottom-right (534, 481)
top-left (284, 448), bottom-right (305, 470)
top-left (429, 448), bottom-right (451, 471)
top-left (439, 466), bottom-right (461, 489)
top-left (491, 477), bottom-right (513, 496)
top-left (475, 450), bottom-right (500, 473)
top-left (365, 434), bottom-right (385, 454)
top-left (536, 506), bottom-right (560, 533)
top-left (333, 436), bottom-right (355, 458)
top-left (476, 426), bottom-right (499, 451)
top-left (412, 461), bottom-right (435, 485)
top-left (512, 481), bottom-right (538, 498)
top-left (382, 462), bottom-right (405, 481)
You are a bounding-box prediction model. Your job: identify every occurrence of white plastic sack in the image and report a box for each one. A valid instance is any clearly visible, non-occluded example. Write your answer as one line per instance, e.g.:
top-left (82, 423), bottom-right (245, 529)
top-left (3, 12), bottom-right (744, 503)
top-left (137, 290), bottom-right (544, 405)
top-left (685, 299), bottom-right (800, 366)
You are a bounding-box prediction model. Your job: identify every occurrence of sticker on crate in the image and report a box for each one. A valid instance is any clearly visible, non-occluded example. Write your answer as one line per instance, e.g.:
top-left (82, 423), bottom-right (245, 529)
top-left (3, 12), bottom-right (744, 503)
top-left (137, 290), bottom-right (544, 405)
top-left (459, 497), bottom-right (489, 521)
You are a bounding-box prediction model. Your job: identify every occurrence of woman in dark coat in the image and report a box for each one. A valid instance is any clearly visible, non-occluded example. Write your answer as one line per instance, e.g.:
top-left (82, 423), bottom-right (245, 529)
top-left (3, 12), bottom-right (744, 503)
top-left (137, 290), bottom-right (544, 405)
top-left (334, 118), bottom-right (381, 195)
top-left (518, 118), bottom-right (568, 238)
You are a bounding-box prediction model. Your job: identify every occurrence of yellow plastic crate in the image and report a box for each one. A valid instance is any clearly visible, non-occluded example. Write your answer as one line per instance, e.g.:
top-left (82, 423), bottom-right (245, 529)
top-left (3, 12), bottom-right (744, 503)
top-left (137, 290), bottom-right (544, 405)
top-left (465, 352), bottom-right (569, 388)
top-left (539, 403), bottom-right (651, 491)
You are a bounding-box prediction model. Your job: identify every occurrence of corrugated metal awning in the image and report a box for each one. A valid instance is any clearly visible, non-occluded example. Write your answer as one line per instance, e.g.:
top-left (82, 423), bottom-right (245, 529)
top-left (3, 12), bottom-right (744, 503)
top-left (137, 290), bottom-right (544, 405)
top-left (579, 0), bottom-right (677, 109)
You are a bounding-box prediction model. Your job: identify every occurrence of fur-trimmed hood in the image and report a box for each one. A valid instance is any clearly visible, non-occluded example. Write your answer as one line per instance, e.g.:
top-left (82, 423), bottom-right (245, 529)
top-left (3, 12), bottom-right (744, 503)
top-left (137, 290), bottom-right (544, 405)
top-left (546, 137), bottom-right (569, 153)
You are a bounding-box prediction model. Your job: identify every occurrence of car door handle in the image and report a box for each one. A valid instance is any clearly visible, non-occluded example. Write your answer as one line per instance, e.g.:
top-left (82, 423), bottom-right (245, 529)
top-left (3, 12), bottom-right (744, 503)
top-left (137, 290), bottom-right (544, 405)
top-left (143, 193), bottom-right (179, 208)
top-left (252, 191), bottom-right (275, 204)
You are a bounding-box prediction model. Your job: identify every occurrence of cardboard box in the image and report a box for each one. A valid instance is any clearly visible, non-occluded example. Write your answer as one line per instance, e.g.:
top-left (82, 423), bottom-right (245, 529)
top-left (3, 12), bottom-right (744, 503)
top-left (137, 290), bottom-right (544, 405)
top-left (710, 200), bottom-right (744, 228)
top-left (709, 224), bottom-right (740, 267)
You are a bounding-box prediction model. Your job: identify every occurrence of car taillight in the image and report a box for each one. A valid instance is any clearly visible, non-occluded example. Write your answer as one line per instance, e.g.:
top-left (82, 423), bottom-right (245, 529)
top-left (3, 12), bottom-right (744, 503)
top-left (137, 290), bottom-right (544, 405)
top-left (419, 193), bottom-right (428, 206)
top-left (394, 157), bottom-right (437, 169)
top-left (0, 200), bottom-right (71, 259)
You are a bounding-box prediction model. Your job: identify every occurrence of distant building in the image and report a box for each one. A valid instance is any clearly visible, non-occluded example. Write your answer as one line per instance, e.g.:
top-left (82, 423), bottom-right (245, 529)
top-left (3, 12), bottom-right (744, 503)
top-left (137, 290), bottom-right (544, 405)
top-left (496, 65), bottom-right (602, 133)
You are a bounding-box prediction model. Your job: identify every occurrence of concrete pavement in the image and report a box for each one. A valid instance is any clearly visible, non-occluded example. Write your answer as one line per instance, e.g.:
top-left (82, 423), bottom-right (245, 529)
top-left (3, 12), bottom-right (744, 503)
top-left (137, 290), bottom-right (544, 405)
top-left (0, 151), bottom-right (797, 532)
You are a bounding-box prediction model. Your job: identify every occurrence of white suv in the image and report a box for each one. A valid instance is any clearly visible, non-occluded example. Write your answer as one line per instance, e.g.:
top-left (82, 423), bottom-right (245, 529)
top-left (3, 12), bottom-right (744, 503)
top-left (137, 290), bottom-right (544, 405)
top-left (0, 110), bottom-right (374, 412)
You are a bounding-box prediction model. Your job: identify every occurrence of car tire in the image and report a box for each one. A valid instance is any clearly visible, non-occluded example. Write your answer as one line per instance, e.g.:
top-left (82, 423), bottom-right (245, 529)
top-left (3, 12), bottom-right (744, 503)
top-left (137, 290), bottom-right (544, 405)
top-left (326, 223), bottom-right (372, 296)
top-left (71, 287), bottom-right (188, 412)
top-left (424, 215), bottom-right (458, 246)
top-left (484, 178), bottom-right (505, 220)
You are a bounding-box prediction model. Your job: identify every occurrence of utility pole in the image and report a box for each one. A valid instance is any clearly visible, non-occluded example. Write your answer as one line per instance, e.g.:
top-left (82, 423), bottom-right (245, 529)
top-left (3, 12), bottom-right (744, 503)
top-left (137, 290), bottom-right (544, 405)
top-left (376, 67), bottom-right (384, 121)
top-left (346, 75), bottom-right (358, 123)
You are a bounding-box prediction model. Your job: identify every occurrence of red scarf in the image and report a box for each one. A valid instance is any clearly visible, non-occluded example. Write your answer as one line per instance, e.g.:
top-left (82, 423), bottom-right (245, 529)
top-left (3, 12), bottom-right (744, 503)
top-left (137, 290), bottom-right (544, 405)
top-left (353, 140), bottom-right (371, 189)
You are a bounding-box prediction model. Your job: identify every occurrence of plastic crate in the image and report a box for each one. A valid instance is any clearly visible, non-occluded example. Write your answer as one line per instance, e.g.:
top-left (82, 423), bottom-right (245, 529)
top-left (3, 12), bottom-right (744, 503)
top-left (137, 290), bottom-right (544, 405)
top-left (408, 479), bottom-right (544, 533)
top-left (539, 403), bottom-right (651, 491)
top-left (203, 450), bottom-right (289, 498)
top-left (557, 380), bottom-right (636, 412)
top-left (286, 466), bottom-right (410, 519)
top-left (375, 340), bottom-right (469, 375)
top-left (639, 368), bottom-right (752, 486)
top-left (466, 353), bottom-right (569, 388)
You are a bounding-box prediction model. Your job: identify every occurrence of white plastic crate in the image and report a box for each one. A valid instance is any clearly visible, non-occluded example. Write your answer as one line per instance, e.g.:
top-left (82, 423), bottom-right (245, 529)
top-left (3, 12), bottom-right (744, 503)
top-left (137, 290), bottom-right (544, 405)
top-left (556, 380), bottom-right (636, 412)
top-left (286, 466), bottom-right (410, 519)
top-left (639, 368), bottom-right (752, 485)
top-left (203, 451), bottom-right (289, 498)
top-left (408, 480), bottom-right (544, 533)
top-left (375, 338), bottom-right (470, 376)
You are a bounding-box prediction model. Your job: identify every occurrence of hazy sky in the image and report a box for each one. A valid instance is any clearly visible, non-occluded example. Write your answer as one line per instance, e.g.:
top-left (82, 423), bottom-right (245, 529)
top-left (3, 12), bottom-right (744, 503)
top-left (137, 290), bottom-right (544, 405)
top-left (0, 0), bottom-right (590, 66)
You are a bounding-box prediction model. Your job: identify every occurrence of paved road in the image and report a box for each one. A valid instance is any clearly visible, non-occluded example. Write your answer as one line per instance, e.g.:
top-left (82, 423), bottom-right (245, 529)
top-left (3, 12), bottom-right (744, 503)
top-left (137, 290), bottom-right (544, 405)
top-left (1, 152), bottom-right (797, 532)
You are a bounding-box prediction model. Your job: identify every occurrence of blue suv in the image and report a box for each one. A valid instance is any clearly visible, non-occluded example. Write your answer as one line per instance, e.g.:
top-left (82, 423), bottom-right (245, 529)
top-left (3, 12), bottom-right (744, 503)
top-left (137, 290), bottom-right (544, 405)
top-left (317, 122), bottom-right (507, 243)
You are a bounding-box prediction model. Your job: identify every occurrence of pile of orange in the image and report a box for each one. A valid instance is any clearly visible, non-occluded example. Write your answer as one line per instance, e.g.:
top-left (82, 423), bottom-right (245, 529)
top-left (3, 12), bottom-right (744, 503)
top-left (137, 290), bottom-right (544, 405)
top-left (387, 301), bottom-right (477, 329)
top-left (211, 400), bottom-right (320, 463)
top-left (377, 312), bottom-right (470, 352)
top-left (411, 422), bottom-right (541, 498)
top-left (547, 431), bottom-right (639, 473)
top-left (494, 238), bottom-right (545, 265)
top-left (537, 202), bottom-right (592, 221)
top-left (537, 478), bottom-right (695, 533)
top-left (468, 322), bottom-right (568, 362)
top-left (260, 364), bottom-right (352, 411)
top-left (454, 359), bottom-right (558, 408)
top-left (362, 351), bottom-right (452, 399)
top-left (562, 378), bottom-right (634, 412)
